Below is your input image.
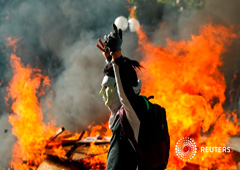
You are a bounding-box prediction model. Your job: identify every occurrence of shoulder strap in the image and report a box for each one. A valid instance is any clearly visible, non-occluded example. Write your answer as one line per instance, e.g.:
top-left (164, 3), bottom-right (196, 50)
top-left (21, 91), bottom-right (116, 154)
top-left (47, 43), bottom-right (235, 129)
top-left (139, 95), bottom-right (155, 111)
top-left (118, 107), bottom-right (144, 167)
top-left (143, 96), bottom-right (150, 110)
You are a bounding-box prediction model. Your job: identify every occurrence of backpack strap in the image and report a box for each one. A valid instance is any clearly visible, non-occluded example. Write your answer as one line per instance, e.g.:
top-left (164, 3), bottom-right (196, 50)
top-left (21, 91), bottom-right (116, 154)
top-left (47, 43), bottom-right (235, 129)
top-left (142, 95), bottom-right (165, 130)
top-left (139, 95), bottom-right (154, 111)
top-left (118, 107), bottom-right (145, 168)
top-left (143, 97), bottom-right (150, 110)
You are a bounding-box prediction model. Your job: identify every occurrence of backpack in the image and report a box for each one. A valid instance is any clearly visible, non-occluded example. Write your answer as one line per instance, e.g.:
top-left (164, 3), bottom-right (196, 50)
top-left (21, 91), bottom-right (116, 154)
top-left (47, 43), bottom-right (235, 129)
top-left (119, 96), bottom-right (170, 170)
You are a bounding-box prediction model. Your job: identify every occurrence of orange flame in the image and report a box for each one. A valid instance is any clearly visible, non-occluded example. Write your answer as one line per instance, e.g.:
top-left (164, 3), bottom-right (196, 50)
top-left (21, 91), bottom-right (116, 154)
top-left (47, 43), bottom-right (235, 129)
top-left (5, 39), bottom-right (111, 170)
top-left (83, 142), bottom-right (108, 170)
top-left (5, 38), bottom-right (112, 169)
top-left (5, 37), bottom-right (22, 53)
top-left (137, 23), bottom-right (240, 169)
top-left (129, 6), bottom-right (136, 19)
top-left (6, 50), bottom-right (57, 169)
top-left (81, 122), bottom-right (111, 169)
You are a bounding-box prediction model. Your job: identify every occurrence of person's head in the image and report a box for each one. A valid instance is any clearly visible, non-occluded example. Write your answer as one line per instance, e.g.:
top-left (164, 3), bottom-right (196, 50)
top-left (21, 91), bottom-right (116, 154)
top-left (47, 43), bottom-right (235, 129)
top-left (99, 65), bottom-right (117, 107)
top-left (99, 57), bottom-right (142, 108)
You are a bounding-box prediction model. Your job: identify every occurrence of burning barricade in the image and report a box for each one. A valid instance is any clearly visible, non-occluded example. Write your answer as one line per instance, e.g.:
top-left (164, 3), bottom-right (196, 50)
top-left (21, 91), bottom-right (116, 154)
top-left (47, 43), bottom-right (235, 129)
top-left (4, 15), bottom-right (240, 169)
top-left (5, 43), bottom-right (111, 169)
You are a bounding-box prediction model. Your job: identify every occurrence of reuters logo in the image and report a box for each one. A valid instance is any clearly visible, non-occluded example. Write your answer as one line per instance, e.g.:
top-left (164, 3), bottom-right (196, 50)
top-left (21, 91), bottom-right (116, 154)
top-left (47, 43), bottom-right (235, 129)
top-left (175, 137), bottom-right (197, 161)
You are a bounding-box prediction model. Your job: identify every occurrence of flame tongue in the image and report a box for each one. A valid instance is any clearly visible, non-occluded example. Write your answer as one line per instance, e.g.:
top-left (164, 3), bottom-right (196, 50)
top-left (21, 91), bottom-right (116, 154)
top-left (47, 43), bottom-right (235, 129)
top-left (7, 52), bottom-right (111, 169)
top-left (137, 24), bottom-right (240, 169)
top-left (7, 54), bottom-right (56, 169)
top-left (5, 38), bottom-right (112, 169)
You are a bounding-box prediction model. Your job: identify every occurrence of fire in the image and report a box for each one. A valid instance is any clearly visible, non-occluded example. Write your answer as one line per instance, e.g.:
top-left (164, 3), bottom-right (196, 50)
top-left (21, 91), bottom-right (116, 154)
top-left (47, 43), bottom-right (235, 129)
top-left (6, 53), bottom-right (57, 169)
top-left (87, 121), bottom-right (112, 137)
top-left (5, 37), bottom-right (111, 170)
top-left (5, 38), bottom-right (59, 169)
top-left (84, 142), bottom-right (108, 170)
top-left (7, 17), bottom-right (240, 170)
top-left (5, 37), bottom-right (22, 53)
top-left (136, 23), bottom-right (240, 169)
top-left (82, 122), bottom-right (112, 169)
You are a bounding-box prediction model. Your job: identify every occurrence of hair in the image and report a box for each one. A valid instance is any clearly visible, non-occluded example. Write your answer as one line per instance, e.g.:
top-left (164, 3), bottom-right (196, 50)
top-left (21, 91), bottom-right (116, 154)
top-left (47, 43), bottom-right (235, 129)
top-left (103, 57), bottom-right (143, 87)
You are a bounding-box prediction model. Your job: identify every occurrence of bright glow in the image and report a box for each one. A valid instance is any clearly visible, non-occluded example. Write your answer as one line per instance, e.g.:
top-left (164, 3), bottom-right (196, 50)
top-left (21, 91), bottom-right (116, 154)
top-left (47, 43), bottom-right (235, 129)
top-left (128, 18), bottom-right (140, 32)
top-left (137, 23), bottom-right (239, 169)
top-left (114, 16), bottom-right (128, 31)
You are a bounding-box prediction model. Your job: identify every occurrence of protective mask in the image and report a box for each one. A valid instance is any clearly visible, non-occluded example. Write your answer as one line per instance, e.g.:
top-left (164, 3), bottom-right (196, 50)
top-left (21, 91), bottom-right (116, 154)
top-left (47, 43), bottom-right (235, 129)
top-left (99, 75), bottom-right (118, 107)
top-left (100, 76), bottom-right (121, 128)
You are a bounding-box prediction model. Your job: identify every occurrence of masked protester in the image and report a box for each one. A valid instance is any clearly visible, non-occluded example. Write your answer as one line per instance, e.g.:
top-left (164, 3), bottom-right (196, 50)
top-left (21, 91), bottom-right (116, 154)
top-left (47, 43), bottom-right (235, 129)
top-left (96, 24), bottom-right (146, 170)
top-left (97, 24), bottom-right (170, 170)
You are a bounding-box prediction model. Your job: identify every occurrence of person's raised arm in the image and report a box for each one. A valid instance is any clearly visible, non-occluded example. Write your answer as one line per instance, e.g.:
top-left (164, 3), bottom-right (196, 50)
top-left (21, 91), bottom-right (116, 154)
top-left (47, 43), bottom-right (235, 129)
top-left (96, 38), bottom-right (112, 63)
top-left (103, 24), bottom-right (146, 141)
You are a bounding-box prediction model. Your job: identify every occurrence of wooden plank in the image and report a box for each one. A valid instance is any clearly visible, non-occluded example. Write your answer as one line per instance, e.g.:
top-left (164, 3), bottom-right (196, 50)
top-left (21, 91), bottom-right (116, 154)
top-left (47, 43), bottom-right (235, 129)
top-left (227, 136), bottom-right (240, 152)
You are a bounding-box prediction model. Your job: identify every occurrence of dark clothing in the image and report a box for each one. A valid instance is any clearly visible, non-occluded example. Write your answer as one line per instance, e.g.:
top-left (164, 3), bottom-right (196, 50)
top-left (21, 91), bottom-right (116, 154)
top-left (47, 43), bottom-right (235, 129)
top-left (107, 114), bottom-right (137, 170)
top-left (107, 56), bottom-right (147, 170)
top-left (107, 56), bottom-right (168, 170)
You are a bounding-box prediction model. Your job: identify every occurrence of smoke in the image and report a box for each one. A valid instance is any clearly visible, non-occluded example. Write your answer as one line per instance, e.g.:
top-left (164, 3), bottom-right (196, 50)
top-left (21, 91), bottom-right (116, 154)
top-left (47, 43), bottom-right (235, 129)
top-left (0, 114), bottom-right (15, 168)
top-left (151, 0), bottom-right (240, 104)
top-left (152, 0), bottom-right (240, 42)
top-left (0, 0), bottom-right (137, 169)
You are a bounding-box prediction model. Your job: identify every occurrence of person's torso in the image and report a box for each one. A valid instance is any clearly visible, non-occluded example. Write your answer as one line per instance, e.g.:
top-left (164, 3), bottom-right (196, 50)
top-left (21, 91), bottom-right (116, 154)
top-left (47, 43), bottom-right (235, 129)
top-left (107, 114), bottom-right (137, 170)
